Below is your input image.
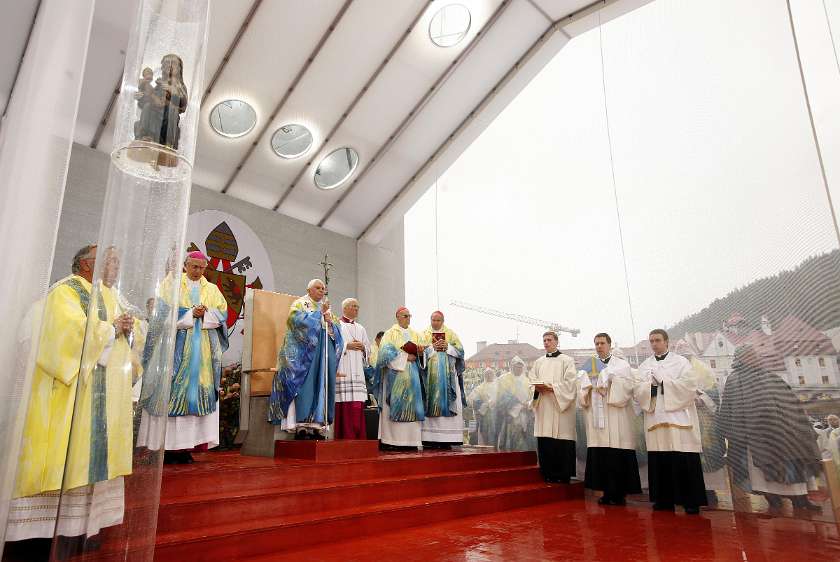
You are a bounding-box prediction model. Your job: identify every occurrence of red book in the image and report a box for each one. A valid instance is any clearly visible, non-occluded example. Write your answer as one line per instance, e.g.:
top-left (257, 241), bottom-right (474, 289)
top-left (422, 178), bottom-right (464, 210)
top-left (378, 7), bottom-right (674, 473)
top-left (431, 332), bottom-right (446, 344)
top-left (401, 341), bottom-right (419, 356)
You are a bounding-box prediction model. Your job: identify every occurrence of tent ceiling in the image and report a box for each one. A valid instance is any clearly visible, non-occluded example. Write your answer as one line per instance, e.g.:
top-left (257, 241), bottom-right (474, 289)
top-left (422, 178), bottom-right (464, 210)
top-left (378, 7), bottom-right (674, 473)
top-left (0, 0), bottom-right (39, 115)
top-left (2, 0), bottom-right (651, 243)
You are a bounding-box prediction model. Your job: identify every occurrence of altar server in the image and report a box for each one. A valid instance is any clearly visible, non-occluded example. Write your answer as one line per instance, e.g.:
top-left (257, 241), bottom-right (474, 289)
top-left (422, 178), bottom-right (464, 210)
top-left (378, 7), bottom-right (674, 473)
top-left (529, 331), bottom-right (578, 483)
top-left (335, 298), bottom-right (371, 439)
top-left (633, 329), bottom-right (706, 514)
top-left (420, 311), bottom-right (466, 449)
top-left (579, 332), bottom-right (642, 505)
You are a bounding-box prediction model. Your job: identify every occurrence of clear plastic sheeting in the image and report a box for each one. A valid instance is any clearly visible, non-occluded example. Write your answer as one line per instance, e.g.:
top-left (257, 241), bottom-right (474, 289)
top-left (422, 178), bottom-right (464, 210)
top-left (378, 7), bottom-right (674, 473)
top-left (0, 0), bottom-right (96, 555)
top-left (406, 0), bottom-right (840, 524)
top-left (3, 1), bottom-right (210, 561)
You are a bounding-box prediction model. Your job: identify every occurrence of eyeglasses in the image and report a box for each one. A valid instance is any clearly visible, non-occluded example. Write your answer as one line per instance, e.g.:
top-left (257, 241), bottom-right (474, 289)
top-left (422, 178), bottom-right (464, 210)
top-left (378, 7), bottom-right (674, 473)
top-left (399, 314), bottom-right (411, 318)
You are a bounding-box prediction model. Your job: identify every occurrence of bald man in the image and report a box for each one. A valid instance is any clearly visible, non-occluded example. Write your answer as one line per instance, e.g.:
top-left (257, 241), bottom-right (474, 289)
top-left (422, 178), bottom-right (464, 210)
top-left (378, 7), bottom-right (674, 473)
top-left (375, 307), bottom-right (426, 450)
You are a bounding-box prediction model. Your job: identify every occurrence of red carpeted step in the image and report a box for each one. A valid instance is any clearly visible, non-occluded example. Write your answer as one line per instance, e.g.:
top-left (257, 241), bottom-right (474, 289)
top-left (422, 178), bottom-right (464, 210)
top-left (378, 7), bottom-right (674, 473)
top-left (159, 450), bottom-right (540, 498)
top-left (153, 481), bottom-right (584, 562)
top-left (74, 451), bottom-right (581, 562)
top-left (156, 465), bottom-right (544, 534)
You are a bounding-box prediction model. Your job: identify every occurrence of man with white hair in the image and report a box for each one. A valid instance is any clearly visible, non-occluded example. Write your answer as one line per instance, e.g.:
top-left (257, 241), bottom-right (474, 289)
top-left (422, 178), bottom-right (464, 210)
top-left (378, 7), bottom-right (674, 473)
top-left (335, 297), bottom-right (371, 439)
top-left (268, 279), bottom-right (343, 440)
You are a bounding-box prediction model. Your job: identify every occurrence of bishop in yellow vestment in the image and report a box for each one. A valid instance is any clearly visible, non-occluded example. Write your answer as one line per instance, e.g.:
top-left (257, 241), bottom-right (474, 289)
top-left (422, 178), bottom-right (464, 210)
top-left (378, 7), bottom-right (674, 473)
top-left (8, 245), bottom-right (138, 541)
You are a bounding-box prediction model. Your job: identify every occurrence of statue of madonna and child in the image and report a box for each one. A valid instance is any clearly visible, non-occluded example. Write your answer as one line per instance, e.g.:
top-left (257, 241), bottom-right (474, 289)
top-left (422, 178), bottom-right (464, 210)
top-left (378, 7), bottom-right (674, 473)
top-left (131, 53), bottom-right (187, 168)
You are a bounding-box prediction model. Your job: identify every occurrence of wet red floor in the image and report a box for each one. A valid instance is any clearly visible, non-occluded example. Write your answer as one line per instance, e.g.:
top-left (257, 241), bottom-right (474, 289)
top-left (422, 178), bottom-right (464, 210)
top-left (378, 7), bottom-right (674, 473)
top-left (243, 500), bottom-right (840, 562)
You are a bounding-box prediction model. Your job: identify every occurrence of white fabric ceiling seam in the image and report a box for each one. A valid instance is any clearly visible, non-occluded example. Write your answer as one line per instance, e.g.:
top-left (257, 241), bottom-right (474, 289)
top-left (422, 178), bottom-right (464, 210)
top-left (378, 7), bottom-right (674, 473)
top-left (357, 0), bottom-right (628, 241)
top-left (317, 0), bottom-right (513, 227)
top-left (220, 0), bottom-right (354, 194)
top-left (357, 20), bottom-right (560, 240)
top-left (272, 0), bottom-right (434, 212)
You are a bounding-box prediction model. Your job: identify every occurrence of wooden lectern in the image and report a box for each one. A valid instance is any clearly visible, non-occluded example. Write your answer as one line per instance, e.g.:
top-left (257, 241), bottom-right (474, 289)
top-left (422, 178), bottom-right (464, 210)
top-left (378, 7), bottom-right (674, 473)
top-left (239, 289), bottom-right (298, 456)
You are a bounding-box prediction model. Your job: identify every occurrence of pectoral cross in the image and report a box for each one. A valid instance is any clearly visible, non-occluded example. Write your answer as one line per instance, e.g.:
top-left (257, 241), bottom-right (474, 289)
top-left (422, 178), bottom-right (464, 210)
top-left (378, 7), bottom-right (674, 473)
top-left (320, 252), bottom-right (333, 290)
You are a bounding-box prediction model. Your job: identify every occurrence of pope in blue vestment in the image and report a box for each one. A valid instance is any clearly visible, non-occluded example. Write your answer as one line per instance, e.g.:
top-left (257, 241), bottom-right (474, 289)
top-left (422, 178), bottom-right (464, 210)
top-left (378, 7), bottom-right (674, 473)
top-left (268, 279), bottom-right (343, 439)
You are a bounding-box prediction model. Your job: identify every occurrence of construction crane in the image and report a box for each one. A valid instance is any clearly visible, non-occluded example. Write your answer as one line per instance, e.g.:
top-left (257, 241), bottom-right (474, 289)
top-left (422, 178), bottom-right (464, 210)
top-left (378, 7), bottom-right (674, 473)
top-left (450, 300), bottom-right (580, 337)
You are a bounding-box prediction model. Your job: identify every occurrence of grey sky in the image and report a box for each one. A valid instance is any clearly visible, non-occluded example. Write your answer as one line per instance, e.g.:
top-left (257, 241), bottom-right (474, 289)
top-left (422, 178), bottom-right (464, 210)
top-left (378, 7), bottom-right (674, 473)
top-left (405, 0), bottom-right (840, 358)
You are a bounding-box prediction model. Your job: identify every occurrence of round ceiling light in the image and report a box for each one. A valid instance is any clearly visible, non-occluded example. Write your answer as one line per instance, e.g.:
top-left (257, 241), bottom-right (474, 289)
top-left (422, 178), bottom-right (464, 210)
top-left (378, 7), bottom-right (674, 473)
top-left (314, 147), bottom-right (359, 190)
top-left (429, 4), bottom-right (471, 48)
top-left (209, 99), bottom-right (257, 138)
top-left (271, 124), bottom-right (314, 159)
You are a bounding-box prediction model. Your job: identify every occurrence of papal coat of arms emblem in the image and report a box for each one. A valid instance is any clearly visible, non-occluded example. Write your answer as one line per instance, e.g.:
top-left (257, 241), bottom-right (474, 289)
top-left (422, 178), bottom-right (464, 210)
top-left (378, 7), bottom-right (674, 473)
top-left (188, 221), bottom-right (263, 329)
top-left (185, 210), bottom-right (274, 364)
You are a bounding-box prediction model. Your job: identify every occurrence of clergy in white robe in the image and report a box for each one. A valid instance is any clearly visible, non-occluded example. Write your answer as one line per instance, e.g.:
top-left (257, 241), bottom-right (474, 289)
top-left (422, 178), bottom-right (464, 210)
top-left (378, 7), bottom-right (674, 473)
top-left (579, 333), bottom-right (642, 505)
top-left (529, 331), bottom-right (578, 483)
top-left (420, 311), bottom-right (466, 449)
top-left (335, 298), bottom-right (371, 439)
top-left (632, 329), bottom-right (706, 514)
top-left (374, 307), bottom-right (426, 450)
top-left (138, 251), bottom-right (228, 463)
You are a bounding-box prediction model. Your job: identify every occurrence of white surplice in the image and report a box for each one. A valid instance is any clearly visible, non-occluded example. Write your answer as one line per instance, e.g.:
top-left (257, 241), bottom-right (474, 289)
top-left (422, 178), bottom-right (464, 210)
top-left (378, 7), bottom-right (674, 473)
top-left (336, 319), bottom-right (371, 403)
top-left (528, 353), bottom-right (578, 441)
top-left (7, 296), bottom-right (124, 541)
top-left (578, 356), bottom-right (639, 450)
top-left (633, 352), bottom-right (702, 453)
top-left (6, 478), bottom-right (124, 541)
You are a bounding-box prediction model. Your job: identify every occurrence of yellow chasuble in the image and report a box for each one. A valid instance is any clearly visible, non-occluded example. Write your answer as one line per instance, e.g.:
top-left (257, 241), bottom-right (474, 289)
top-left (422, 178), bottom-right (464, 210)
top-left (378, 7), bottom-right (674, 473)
top-left (14, 275), bottom-right (138, 497)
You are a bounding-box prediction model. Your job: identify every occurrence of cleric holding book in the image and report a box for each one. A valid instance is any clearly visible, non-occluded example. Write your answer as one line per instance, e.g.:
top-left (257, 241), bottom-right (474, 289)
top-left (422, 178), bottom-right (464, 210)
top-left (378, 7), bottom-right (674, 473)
top-left (528, 331), bottom-right (579, 483)
top-left (375, 307), bottom-right (426, 450)
top-left (420, 311), bottom-right (466, 449)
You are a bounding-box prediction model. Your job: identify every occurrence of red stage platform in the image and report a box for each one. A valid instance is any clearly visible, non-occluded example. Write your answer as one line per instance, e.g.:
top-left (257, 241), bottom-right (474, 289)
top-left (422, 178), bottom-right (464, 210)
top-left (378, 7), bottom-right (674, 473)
top-left (53, 448), bottom-right (840, 561)
top-left (274, 439), bottom-right (380, 462)
top-left (150, 448), bottom-right (583, 561)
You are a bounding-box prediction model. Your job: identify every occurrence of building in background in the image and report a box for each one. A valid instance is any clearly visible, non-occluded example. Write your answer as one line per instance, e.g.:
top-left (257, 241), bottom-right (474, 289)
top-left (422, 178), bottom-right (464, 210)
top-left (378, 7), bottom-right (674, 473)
top-left (465, 341), bottom-right (543, 370)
